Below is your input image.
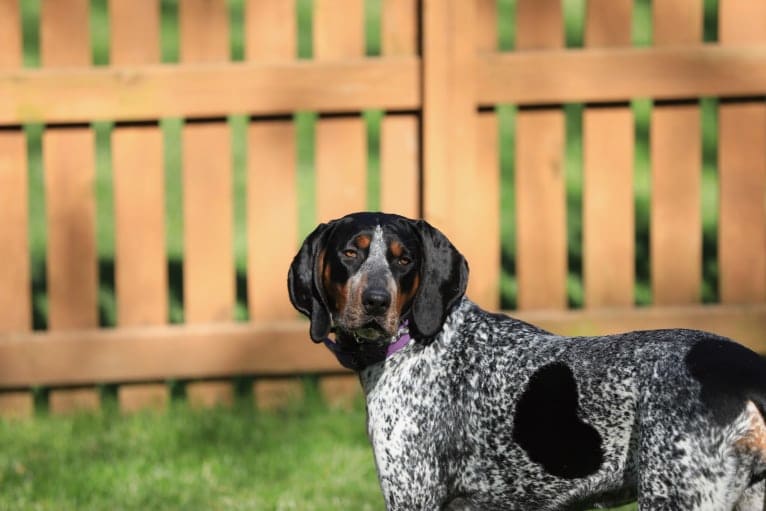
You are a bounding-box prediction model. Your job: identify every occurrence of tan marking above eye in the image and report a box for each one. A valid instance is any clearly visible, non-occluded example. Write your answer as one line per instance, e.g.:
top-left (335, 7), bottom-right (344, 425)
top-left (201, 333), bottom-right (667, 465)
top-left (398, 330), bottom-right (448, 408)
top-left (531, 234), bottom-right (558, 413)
top-left (355, 235), bottom-right (371, 250)
top-left (390, 240), bottom-right (403, 258)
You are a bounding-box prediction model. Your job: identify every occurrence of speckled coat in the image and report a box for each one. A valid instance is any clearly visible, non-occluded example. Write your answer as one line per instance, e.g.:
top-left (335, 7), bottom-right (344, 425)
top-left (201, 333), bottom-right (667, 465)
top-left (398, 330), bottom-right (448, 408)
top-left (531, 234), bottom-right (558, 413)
top-left (361, 298), bottom-right (766, 510)
top-left (288, 212), bottom-right (766, 511)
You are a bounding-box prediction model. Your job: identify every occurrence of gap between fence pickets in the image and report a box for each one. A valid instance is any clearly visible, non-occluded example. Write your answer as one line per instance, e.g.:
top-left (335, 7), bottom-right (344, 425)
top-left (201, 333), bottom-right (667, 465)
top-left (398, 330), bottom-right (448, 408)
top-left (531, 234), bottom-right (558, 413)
top-left (0, 304), bottom-right (765, 391)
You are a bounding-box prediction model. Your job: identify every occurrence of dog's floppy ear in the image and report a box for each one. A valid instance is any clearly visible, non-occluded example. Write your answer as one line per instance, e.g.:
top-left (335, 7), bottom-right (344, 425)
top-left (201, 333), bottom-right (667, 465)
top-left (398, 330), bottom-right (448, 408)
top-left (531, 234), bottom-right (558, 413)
top-left (288, 222), bottom-right (333, 342)
top-left (410, 219), bottom-right (469, 339)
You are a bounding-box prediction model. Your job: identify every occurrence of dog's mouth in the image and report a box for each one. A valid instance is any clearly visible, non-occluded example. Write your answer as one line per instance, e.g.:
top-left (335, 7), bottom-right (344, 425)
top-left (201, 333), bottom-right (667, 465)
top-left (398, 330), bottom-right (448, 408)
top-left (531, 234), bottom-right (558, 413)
top-left (337, 318), bottom-right (394, 344)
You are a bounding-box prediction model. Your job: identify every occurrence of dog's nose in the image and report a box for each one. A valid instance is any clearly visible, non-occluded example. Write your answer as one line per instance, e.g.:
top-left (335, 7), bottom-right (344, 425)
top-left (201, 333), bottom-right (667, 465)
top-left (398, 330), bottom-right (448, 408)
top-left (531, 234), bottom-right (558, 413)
top-left (362, 288), bottom-right (391, 315)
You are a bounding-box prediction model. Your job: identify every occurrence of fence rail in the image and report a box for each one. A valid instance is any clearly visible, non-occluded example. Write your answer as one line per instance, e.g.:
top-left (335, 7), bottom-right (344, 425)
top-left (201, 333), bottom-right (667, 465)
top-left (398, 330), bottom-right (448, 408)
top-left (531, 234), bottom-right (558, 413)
top-left (1, 0), bottom-right (766, 415)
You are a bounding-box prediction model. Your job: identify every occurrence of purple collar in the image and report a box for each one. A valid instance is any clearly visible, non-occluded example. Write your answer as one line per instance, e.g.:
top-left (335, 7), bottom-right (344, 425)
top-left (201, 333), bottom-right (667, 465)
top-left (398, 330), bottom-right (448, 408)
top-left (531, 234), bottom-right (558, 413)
top-left (323, 320), bottom-right (412, 371)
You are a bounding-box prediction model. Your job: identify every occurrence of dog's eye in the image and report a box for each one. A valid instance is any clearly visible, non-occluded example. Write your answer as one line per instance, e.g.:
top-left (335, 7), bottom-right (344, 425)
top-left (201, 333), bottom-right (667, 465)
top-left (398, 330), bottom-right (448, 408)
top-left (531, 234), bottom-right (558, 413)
top-left (398, 256), bottom-right (412, 266)
top-left (342, 249), bottom-right (358, 259)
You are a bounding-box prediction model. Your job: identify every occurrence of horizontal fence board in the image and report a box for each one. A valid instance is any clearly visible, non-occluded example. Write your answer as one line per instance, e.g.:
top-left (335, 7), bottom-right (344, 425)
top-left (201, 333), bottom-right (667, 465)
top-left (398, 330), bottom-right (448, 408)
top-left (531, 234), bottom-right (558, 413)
top-left (479, 45), bottom-right (766, 105)
top-left (3, 305), bottom-right (766, 388)
top-left (0, 58), bottom-right (419, 124)
top-left (8, 46), bottom-right (766, 124)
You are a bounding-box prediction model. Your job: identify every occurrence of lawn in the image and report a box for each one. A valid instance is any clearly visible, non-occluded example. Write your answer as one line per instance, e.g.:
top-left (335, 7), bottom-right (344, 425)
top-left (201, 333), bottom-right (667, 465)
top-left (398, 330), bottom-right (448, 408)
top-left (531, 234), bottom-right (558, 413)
top-left (0, 397), bottom-right (383, 511)
top-left (0, 396), bottom-right (642, 511)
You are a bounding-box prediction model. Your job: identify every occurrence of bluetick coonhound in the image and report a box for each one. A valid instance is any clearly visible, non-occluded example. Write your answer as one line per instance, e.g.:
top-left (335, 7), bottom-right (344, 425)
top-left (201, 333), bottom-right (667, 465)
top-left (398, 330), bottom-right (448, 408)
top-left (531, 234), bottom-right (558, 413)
top-left (288, 211), bottom-right (766, 510)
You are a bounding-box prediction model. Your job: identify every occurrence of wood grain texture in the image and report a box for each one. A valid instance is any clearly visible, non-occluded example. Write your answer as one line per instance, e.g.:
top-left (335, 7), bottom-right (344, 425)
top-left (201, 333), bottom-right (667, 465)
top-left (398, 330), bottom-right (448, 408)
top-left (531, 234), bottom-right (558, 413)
top-left (583, 107), bottom-right (634, 307)
top-left (0, 2), bottom-right (30, 414)
top-left (111, 0), bottom-right (169, 411)
top-left (315, 0), bottom-right (366, 224)
top-left (719, 103), bottom-right (766, 303)
top-left (244, 0), bottom-right (303, 408)
top-left (477, 46), bottom-right (766, 106)
top-left (0, 58), bottom-right (420, 124)
top-left (422, 0), bottom-right (477, 262)
top-left (9, 46), bottom-right (766, 124)
top-left (515, 109), bottom-right (567, 310)
top-left (41, 0), bottom-right (100, 412)
top-left (3, 306), bottom-right (766, 388)
top-left (650, 0), bottom-right (702, 305)
top-left (0, 0), bottom-right (29, 332)
top-left (382, 0), bottom-right (418, 57)
top-left (245, 0), bottom-right (296, 60)
top-left (0, 0), bottom-right (22, 68)
top-left (380, 0), bottom-right (420, 219)
top-left (247, 122), bottom-right (297, 320)
top-left (718, 1), bottom-right (766, 304)
top-left (314, 0), bottom-right (367, 400)
top-left (467, 112), bottom-right (499, 310)
top-left (179, 0), bottom-right (229, 62)
top-left (582, 0), bottom-right (633, 308)
top-left (43, 129), bottom-right (98, 330)
top-left (0, 130), bottom-right (30, 333)
top-left (381, 115), bottom-right (419, 218)
top-left (515, 0), bottom-right (566, 310)
top-left (180, 0), bottom-right (234, 406)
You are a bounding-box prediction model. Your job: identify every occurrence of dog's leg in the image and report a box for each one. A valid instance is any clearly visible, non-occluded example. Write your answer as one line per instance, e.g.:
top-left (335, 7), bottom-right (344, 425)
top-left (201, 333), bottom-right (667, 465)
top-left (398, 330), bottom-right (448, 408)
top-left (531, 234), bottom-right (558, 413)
top-left (734, 481), bottom-right (765, 511)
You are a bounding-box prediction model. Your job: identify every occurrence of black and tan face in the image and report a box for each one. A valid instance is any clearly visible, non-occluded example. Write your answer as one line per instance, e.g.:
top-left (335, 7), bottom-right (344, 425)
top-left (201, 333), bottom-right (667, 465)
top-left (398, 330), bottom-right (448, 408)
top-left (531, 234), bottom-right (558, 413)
top-left (288, 212), bottom-right (468, 344)
top-left (319, 217), bottom-right (421, 341)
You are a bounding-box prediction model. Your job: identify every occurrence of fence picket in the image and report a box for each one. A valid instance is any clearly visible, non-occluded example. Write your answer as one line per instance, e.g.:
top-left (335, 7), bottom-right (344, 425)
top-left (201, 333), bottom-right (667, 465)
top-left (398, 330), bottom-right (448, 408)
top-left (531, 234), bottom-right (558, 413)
top-left (246, 0), bottom-right (305, 410)
top-left (719, 0), bottom-right (766, 304)
top-left (41, 0), bottom-right (100, 414)
top-left (314, 0), bottom-right (367, 404)
top-left (466, 0), bottom-right (500, 310)
top-left (180, 0), bottom-right (236, 407)
top-left (0, 0), bottom-right (32, 418)
top-left (515, 0), bottom-right (567, 310)
top-left (650, 1), bottom-right (703, 305)
top-left (582, 0), bottom-right (634, 308)
top-left (422, 0), bottom-right (478, 253)
top-left (380, 0), bottom-right (419, 219)
top-left (110, 0), bottom-right (169, 413)
top-left (315, 0), bottom-right (366, 225)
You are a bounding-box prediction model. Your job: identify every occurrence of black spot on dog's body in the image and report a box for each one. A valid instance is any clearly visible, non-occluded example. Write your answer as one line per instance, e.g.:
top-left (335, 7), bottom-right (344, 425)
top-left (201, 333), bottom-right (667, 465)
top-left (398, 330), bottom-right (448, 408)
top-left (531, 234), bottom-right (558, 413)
top-left (685, 336), bottom-right (766, 426)
top-left (512, 362), bottom-right (604, 479)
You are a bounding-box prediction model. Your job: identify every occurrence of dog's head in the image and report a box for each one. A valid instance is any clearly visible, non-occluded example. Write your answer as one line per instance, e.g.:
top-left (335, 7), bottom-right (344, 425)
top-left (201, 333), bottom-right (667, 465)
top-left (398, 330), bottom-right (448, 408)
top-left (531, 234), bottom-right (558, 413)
top-left (288, 212), bottom-right (468, 345)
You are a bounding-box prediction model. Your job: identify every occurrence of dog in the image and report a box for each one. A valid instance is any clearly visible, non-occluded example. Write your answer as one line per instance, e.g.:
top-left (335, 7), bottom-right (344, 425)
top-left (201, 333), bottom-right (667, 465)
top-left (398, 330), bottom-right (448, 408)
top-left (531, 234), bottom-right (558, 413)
top-left (288, 211), bottom-right (766, 510)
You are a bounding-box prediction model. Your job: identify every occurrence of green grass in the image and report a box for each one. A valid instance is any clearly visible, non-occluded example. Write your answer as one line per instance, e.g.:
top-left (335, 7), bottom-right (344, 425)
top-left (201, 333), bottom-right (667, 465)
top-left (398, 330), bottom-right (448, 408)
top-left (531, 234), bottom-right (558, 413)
top-left (0, 398), bottom-right (383, 510)
top-left (0, 397), bottom-right (642, 511)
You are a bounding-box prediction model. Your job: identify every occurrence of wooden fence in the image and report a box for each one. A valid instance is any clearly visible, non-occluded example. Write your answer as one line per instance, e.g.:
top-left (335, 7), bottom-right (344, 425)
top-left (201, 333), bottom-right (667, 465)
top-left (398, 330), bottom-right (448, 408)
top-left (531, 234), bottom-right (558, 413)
top-left (1, 0), bottom-right (766, 415)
